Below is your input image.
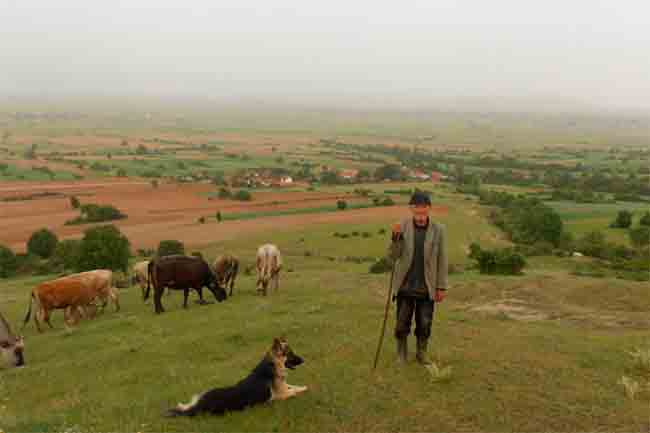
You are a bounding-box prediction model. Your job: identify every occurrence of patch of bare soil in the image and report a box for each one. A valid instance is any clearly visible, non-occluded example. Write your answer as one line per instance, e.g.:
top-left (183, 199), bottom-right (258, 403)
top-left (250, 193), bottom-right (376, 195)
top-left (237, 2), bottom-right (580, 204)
top-left (470, 298), bottom-right (550, 322)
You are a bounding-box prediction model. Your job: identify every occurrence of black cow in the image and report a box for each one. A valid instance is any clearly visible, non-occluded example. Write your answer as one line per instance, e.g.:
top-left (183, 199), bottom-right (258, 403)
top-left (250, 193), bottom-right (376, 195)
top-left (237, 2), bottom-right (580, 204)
top-left (145, 255), bottom-right (227, 314)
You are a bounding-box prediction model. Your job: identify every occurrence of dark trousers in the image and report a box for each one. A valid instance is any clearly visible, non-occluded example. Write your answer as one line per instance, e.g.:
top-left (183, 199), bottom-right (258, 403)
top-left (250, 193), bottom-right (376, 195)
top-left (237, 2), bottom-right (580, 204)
top-left (395, 296), bottom-right (434, 339)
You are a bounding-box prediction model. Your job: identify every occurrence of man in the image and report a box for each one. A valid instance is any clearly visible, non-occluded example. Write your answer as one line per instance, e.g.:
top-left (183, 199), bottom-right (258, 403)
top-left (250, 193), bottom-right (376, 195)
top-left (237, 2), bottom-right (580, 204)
top-left (388, 190), bottom-right (448, 365)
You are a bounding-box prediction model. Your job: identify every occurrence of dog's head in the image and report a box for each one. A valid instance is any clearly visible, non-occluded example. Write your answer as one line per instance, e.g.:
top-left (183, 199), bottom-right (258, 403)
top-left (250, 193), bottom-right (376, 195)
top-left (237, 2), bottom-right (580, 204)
top-left (271, 337), bottom-right (304, 370)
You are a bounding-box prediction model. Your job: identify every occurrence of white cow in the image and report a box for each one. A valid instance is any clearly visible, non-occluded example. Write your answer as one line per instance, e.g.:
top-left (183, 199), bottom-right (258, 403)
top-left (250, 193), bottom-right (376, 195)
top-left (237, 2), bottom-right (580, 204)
top-left (256, 244), bottom-right (282, 296)
top-left (133, 260), bottom-right (151, 298)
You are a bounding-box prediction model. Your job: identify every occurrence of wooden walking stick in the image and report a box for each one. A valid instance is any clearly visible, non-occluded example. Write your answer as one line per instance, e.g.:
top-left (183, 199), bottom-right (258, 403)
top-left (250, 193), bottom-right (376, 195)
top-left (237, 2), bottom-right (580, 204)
top-left (372, 262), bottom-right (396, 371)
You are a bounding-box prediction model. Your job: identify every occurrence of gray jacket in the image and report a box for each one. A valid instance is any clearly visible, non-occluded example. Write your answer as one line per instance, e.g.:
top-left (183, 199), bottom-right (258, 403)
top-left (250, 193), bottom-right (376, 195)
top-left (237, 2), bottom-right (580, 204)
top-left (388, 218), bottom-right (448, 300)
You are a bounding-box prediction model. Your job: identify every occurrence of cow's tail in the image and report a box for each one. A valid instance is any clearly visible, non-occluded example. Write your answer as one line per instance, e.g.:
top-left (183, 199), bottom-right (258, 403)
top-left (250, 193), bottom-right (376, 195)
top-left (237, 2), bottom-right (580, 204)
top-left (22, 292), bottom-right (35, 331)
top-left (164, 393), bottom-right (202, 417)
top-left (144, 261), bottom-right (153, 301)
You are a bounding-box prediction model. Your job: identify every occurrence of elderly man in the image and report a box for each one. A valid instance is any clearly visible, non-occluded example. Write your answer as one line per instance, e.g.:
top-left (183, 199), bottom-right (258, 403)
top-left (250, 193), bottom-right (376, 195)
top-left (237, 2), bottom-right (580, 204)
top-left (388, 190), bottom-right (448, 365)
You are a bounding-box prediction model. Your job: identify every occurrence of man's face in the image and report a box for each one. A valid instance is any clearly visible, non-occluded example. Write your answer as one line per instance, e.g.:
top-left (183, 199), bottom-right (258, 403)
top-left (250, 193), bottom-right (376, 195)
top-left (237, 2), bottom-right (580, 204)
top-left (410, 204), bottom-right (430, 219)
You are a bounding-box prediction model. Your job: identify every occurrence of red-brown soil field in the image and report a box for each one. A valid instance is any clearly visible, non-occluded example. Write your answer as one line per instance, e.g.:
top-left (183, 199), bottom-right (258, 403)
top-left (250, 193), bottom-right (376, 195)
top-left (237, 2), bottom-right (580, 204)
top-left (0, 180), bottom-right (446, 252)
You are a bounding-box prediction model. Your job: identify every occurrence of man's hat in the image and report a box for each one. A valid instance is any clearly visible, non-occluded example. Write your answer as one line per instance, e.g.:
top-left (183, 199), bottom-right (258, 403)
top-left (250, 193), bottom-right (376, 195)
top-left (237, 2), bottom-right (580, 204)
top-left (408, 190), bottom-right (431, 206)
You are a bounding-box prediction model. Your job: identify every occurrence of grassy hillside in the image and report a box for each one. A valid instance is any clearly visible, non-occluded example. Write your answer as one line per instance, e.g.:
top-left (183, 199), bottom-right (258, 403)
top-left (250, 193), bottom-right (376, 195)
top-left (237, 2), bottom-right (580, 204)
top-left (2, 205), bottom-right (650, 432)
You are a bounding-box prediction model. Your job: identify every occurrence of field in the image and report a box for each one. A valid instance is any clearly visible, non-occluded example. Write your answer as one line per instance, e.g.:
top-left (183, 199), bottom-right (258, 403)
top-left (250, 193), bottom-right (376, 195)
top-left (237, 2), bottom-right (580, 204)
top-left (2, 215), bottom-right (650, 432)
top-left (1, 106), bottom-right (650, 432)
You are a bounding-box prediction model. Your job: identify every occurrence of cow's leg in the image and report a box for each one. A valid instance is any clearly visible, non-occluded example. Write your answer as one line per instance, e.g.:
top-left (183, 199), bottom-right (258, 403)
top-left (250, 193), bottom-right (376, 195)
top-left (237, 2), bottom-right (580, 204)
top-left (154, 288), bottom-right (165, 314)
top-left (34, 307), bottom-right (44, 333)
top-left (183, 289), bottom-right (190, 308)
top-left (196, 287), bottom-right (208, 305)
top-left (42, 308), bottom-right (54, 329)
top-left (110, 288), bottom-right (120, 312)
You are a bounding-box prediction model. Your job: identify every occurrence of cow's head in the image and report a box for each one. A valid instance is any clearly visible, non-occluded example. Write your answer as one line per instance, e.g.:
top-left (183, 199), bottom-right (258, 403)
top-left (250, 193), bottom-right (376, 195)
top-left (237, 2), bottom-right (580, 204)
top-left (208, 272), bottom-right (228, 302)
top-left (1, 336), bottom-right (25, 368)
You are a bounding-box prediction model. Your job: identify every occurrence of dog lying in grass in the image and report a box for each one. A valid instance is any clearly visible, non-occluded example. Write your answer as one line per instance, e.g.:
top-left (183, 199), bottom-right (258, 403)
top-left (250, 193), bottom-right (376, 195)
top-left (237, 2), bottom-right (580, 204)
top-left (166, 337), bottom-right (308, 416)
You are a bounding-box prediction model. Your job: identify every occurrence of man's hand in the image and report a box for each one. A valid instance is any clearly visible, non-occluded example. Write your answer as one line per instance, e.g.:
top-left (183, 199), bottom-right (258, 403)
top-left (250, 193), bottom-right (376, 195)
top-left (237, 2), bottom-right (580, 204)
top-left (392, 222), bottom-right (401, 235)
top-left (434, 289), bottom-right (446, 303)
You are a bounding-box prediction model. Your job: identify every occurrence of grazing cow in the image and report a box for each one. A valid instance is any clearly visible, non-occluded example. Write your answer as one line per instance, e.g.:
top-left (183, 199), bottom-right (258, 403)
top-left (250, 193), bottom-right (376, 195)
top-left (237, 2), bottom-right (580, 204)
top-left (23, 270), bottom-right (119, 333)
top-left (145, 255), bottom-right (227, 314)
top-left (212, 254), bottom-right (239, 296)
top-left (0, 311), bottom-right (24, 368)
top-left (256, 244), bottom-right (282, 296)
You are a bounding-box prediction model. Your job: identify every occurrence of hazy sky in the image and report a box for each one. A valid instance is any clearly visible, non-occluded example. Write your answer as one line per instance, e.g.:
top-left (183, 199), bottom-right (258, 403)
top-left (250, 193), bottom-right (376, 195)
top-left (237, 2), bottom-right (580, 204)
top-left (1, 1), bottom-right (649, 111)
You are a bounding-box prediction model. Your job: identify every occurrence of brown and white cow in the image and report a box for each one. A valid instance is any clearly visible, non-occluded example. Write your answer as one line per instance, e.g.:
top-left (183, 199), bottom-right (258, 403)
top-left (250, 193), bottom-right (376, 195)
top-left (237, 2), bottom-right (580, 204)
top-left (23, 269), bottom-right (119, 332)
top-left (256, 244), bottom-right (282, 296)
top-left (0, 311), bottom-right (24, 368)
top-left (212, 254), bottom-right (239, 296)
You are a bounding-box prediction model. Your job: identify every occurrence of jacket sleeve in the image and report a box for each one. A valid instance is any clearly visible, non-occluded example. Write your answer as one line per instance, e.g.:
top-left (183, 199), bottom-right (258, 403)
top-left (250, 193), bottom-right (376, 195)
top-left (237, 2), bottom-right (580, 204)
top-left (436, 224), bottom-right (448, 290)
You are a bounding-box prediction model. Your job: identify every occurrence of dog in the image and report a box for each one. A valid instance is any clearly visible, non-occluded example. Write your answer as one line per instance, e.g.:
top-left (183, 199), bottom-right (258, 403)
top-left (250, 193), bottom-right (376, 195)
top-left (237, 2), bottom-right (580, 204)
top-left (166, 337), bottom-right (308, 417)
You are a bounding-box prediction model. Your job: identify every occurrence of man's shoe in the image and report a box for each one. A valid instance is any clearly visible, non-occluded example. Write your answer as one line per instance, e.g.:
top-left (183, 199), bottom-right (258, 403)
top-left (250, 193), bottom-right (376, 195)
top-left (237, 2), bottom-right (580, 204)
top-left (416, 338), bottom-right (432, 365)
top-left (397, 337), bottom-right (408, 363)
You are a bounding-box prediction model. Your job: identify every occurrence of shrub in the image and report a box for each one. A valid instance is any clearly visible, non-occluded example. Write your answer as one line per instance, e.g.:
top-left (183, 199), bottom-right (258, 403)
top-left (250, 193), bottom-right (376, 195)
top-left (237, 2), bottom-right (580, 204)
top-left (378, 228), bottom-right (386, 235)
top-left (198, 216), bottom-right (206, 224)
top-left (369, 257), bottom-right (393, 274)
top-left (610, 210), bottom-right (633, 229)
top-left (0, 244), bottom-right (17, 278)
top-left (629, 226), bottom-right (650, 250)
top-left (362, 232), bottom-right (371, 238)
top-left (70, 196), bottom-right (80, 209)
top-left (640, 211), bottom-right (650, 227)
top-left (337, 200), bottom-right (348, 210)
top-left (158, 240), bottom-right (185, 257)
top-left (575, 231), bottom-right (607, 258)
top-left (27, 228), bottom-right (59, 258)
top-left (234, 190), bottom-right (252, 201)
top-left (351, 231), bottom-right (360, 237)
top-left (471, 245), bottom-right (527, 275)
top-left (218, 187), bottom-right (232, 199)
top-left (381, 197), bottom-right (395, 206)
top-left (77, 225), bottom-right (131, 272)
top-left (66, 203), bottom-right (127, 225)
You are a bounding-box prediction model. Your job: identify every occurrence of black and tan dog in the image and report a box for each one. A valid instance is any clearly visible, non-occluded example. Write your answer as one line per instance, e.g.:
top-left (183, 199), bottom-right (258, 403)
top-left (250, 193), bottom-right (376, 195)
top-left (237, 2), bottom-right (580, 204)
top-left (166, 337), bottom-right (307, 417)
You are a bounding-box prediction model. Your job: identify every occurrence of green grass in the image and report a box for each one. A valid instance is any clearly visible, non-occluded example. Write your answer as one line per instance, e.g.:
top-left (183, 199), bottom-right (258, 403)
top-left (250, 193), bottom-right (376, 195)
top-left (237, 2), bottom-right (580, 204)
top-left (0, 162), bottom-right (77, 182)
top-left (219, 203), bottom-right (387, 221)
top-left (2, 202), bottom-right (650, 431)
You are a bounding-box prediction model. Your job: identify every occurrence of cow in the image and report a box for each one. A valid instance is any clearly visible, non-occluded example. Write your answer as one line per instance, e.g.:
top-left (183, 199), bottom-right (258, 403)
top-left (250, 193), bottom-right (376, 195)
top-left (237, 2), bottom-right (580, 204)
top-left (212, 254), bottom-right (239, 296)
top-left (0, 311), bottom-right (24, 368)
top-left (22, 270), bottom-right (119, 333)
top-left (133, 260), bottom-right (151, 298)
top-left (256, 244), bottom-right (282, 296)
top-left (145, 255), bottom-right (227, 314)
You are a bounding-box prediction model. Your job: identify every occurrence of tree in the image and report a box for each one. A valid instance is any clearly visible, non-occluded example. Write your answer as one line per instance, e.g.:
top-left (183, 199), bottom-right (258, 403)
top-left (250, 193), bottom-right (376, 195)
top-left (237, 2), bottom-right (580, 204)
top-left (337, 200), bottom-right (348, 210)
top-left (611, 210), bottom-right (633, 228)
top-left (151, 179), bottom-right (159, 189)
top-left (116, 168), bottom-right (127, 177)
top-left (374, 164), bottom-right (403, 181)
top-left (629, 226), bottom-right (650, 250)
top-left (234, 190), bottom-right (252, 201)
top-left (320, 170), bottom-right (340, 185)
top-left (358, 168), bottom-right (371, 181)
top-left (640, 211), bottom-right (650, 227)
top-left (70, 196), bottom-right (80, 209)
top-left (27, 228), bottom-right (58, 258)
top-left (576, 231), bottom-right (606, 258)
top-left (218, 187), bottom-right (232, 199)
top-left (212, 171), bottom-right (226, 186)
top-left (136, 144), bottom-right (149, 155)
top-left (77, 225), bottom-right (131, 272)
top-left (120, 139), bottom-right (128, 147)
top-left (216, 211), bottom-right (222, 222)
top-left (52, 239), bottom-right (81, 271)
top-left (0, 244), bottom-right (17, 278)
top-left (158, 240), bottom-right (185, 257)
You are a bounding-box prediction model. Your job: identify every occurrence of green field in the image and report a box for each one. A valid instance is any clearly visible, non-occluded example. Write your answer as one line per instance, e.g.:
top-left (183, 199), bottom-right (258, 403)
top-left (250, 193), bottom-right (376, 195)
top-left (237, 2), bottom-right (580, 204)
top-left (2, 205), bottom-right (650, 432)
top-left (547, 201), bottom-right (650, 246)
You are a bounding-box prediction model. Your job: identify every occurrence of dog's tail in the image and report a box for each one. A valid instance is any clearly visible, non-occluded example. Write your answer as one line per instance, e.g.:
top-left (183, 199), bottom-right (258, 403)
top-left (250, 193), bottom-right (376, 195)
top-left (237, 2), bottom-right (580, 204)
top-left (164, 394), bottom-right (202, 417)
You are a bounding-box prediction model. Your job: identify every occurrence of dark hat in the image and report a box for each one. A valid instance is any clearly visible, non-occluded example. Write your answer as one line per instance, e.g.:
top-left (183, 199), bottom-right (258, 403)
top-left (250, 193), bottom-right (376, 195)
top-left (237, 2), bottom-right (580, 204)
top-left (409, 190), bottom-right (431, 206)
